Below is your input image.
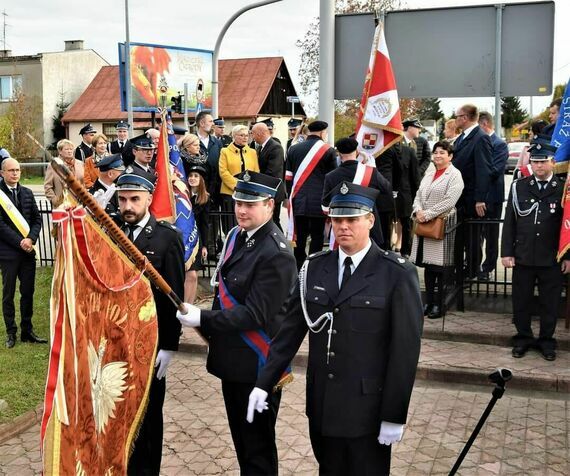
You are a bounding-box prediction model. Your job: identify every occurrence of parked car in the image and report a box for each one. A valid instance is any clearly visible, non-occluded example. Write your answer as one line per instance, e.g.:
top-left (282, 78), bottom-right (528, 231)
top-left (506, 142), bottom-right (529, 173)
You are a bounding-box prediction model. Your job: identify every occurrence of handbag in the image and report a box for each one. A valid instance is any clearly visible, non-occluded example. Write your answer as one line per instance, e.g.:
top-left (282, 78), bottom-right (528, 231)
top-left (415, 216), bottom-right (445, 240)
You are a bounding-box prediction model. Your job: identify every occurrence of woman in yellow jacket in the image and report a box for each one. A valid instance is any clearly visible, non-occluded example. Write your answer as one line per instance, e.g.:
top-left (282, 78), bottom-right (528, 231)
top-left (219, 124), bottom-right (259, 231)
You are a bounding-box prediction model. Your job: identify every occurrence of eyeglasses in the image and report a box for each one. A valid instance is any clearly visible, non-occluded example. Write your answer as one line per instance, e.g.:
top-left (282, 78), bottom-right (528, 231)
top-left (455, 114), bottom-right (467, 119)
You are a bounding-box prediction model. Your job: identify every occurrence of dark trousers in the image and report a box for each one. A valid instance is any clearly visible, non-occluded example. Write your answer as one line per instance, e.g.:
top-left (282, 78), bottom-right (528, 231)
top-left (128, 373), bottom-right (166, 476)
top-left (377, 212), bottom-right (393, 250)
top-left (460, 207), bottom-right (483, 279)
top-left (479, 203), bottom-right (502, 273)
top-left (1, 254), bottom-right (36, 336)
top-left (272, 202), bottom-right (283, 231)
top-left (397, 216), bottom-right (413, 256)
top-left (309, 427), bottom-right (391, 476)
top-left (221, 381), bottom-right (282, 475)
top-left (512, 264), bottom-right (562, 351)
top-left (424, 266), bottom-right (443, 308)
top-left (294, 215), bottom-right (326, 269)
top-left (221, 195), bottom-right (237, 234)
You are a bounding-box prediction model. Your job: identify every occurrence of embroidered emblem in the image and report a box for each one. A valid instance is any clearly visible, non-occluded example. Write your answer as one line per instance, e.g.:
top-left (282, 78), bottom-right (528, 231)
top-left (340, 183), bottom-right (349, 195)
top-left (398, 258), bottom-right (405, 263)
top-left (246, 238), bottom-right (255, 248)
top-left (279, 242), bottom-right (286, 249)
top-left (243, 171), bottom-right (251, 182)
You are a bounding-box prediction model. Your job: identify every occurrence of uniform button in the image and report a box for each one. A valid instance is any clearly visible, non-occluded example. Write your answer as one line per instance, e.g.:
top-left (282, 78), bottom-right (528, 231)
top-left (314, 297), bottom-right (319, 301)
top-left (333, 307), bottom-right (340, 314)
top-left (365, 300), bottom-right (370, 305)
top-left (537, 222), bottom-right (541, 225)
top-left (328, 373), bottom-right (334, 379)
top-left (332, 329), bottom-right (338, 335)
top-left (329, 352), bottom-right (335, 358)
top-left (536, 233), bottom-right (540, 236)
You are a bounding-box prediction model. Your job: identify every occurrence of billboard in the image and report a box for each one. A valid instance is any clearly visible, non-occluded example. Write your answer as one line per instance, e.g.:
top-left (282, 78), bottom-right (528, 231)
top-left (118, 42), bottom-right (213, 113)
top-left (335, 1), bottom-right (555, 100)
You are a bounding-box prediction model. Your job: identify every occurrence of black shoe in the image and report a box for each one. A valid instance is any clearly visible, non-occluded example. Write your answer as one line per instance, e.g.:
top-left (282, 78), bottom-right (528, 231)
top-left (512, 346), bottom-right (528, 358)
top-left (427, 305), bottom-right (442, 319)
top-left (478, 272), bottom-right (489, 282)
top-left (21, 331), bottom-right (47, 344)
top-left (423, 304), bottom-right (433, 316)
top-left (5, 334), bottom-right (16, 349)
top-left (541, 349), bottom-right (556, 361)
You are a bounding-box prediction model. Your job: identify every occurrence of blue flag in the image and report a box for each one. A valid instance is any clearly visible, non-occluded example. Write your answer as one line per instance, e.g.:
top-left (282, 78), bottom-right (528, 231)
top-left (551, 80), bottom-right (570, 164)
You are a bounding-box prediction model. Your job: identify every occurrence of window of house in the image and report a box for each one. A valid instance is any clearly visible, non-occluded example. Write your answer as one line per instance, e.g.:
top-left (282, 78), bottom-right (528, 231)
top-left (0, 75), bottom-right (22, 101)
top-left (102, 123), bottom-right (118, 141)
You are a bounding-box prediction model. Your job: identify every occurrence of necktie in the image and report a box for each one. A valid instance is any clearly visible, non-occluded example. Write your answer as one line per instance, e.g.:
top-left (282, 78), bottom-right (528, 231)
top-left (119, 141), bottom-right (124, 149)
top-left (125, 224), bottom-right (138, 241)
top-left (538, 180), bottom-right (547, 191)
top-left (454, 132), bottom-right (465, 148)
top-left (234, 230), bottom-right (247, 252)
top-left (340, 257), bottom-right (353, 290)
top-left (11, 188), bottom-right (18, 207)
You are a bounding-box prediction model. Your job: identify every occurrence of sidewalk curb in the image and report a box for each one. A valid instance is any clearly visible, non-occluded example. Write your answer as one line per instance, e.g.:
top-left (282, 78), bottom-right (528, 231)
top-left (0, 404), bottom-right (43, 445)
top-left (178, 342), bottom-right (569, 393)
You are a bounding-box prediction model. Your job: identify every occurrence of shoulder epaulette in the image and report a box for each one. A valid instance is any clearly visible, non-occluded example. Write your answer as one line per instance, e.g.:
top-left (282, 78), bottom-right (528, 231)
top-left (269, 230), bottom-right (291, 252)
top-left (307, 249), bottom-right (332, 260)
top-left (158, 220), bottom-right (178, 231)
top-left (382, 250), bottom-right (407, 266)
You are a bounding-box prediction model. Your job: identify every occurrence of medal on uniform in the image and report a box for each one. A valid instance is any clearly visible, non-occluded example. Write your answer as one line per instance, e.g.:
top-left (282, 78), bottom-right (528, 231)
top-left (550, 203), bottom-right (556, 213)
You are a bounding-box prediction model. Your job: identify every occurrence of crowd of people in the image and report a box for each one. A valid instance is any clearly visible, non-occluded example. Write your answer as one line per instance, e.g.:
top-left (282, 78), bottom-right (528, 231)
top-left (0, 97), bottom-right (567, 474)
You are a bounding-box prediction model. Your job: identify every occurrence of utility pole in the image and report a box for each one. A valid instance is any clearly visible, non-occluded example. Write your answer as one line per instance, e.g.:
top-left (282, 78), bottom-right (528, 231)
top-left (319, 0), bottom-right (335, 144)
top-left (124, 0), bottom-right (134, 137)
top-left (2, 11), bottom-right (8, 50)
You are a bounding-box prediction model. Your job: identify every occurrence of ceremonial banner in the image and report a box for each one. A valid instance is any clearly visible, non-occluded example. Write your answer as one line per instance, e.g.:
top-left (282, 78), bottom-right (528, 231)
top-left (150, 112), bottom-right (199, 268)
top-left (355, 21), bottom-right (403, 159)
top-left (556, 80), bottom-right (570, 260)
top-left (41, 207), bottom-right (158, 475)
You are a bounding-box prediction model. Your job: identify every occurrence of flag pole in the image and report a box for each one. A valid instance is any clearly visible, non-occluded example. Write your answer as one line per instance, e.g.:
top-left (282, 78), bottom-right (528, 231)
top-left (51, 157), bottom-right (186, 312)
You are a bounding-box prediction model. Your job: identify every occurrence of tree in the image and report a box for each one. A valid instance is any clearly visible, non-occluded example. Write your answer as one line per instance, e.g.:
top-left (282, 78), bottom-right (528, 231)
top-left (50, 90), bottom-right (70, 151)
top-left (501, 96), bottom-right (527, 130)
top-left (297, 0), bottom-right (403, 113)
top-left (399, 98), bottom-right (423, 121)
top-left (416, 97), bottom-right (444, 122)
top-left (0, 90), bottom-right (42, 159)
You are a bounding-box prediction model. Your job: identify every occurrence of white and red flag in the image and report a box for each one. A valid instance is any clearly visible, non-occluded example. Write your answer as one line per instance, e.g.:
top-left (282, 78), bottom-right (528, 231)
top-left (355, 21), bottom-right (403, 159)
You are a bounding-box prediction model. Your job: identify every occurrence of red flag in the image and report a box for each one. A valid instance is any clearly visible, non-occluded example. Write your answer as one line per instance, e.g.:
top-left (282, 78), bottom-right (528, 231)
top-left (149, 112), bottom-right (176, 221)
top-left (557, 164), bottom-right (570, 260)
top-left (355, 21), bottom-right (403, 158)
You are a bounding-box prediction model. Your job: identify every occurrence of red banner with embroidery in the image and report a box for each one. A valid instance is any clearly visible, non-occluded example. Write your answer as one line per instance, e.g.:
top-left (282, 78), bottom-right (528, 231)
top-left (41, 207), bottom-right (158, 475)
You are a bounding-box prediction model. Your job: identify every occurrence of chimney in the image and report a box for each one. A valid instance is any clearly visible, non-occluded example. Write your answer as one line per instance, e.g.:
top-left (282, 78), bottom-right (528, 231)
top-left (64, 40), bottom-right (84, 51)
top-left (0, 50), bottom-right (12, 58)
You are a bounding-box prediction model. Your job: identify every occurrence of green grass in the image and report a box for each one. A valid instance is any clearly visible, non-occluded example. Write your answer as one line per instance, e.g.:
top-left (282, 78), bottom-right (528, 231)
top-left (0, 266), bottom-right (53, 423)
top-left (20, 175), bottom-right (45, 186)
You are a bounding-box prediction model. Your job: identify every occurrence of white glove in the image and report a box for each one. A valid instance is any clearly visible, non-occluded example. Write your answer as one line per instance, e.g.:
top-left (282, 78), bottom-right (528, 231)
top-left (176, 303), bottom-right (201, 327)
top-left (378, 421), bottom-right (404, 445)
top-left (155, 349), bottom-right (174, 380)
top-left (246, 387), bottom-right (269, 423)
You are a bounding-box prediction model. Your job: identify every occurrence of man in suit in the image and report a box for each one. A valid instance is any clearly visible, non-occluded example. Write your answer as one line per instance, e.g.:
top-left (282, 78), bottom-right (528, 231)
top-left (107, 120), bottom-right (134, 165)
top-left (322, 137), bottom-right (392, 248)
top-left (0, 158), bottom-right (45, 348)
top-left (542, 97), bottom-right (561, 138)
top-left (116, 170), bottom-right (185, 475)
top-left (252, 122), bottom-right (286, 229)
top-left (247, 182), bottom-right (423, 475)
top-left (75, 123), bottom-right (96, 162)
top-left (501, 143), bottom-right (570, 362)
top-left (477, 112), bottom-right (508, 280)
top-left (177, 171), bottom-right (297, 475)
top-left (453, 104), bottom-right (493, 278)
top-left (125, 135), bottom-right (156, 175)
top-left (88, 153), bottom-right (125, 217)
top-left (286, 120), bottom-right (337, 268)
top-left (402, 118), bottom-right (431, 177)
top-left (196, 112), bottom-right (223, 199)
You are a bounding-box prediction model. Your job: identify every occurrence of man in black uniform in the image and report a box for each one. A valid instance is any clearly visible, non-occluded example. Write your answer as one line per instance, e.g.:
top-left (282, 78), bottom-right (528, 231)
top-left (501, 142), bottom-right (570, 362)
top-left (402, 118), bottom-right (431, 177)
top-left (125, 135), bottom-right (156, 175)
top-left (88, 153), bottom-right (125, 217)
top-left (286, 118), bottom-right (303, 152)
top-left (213, 118), bottom-right (233, 147)
top-left (285, 120), bottom-right (337, 268)
top-left (177, 171), bottom-right (297, 475)
top-left (322, 137), bottom-right (392, 248)
top-left (107, 120), bottom-right (134, 166)
top-left (116, 171), bottom-right (185, 475)
top-left (75, 124), bottom-right (96, 162)
top-left (0, 158), bottom-right (46, 348)
top-left (247, 182), bottom-right (423, 475)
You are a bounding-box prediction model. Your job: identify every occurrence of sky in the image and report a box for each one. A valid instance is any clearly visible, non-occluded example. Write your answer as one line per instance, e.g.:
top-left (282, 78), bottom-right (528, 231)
top-left (3, 0), bottom-right (569, 118)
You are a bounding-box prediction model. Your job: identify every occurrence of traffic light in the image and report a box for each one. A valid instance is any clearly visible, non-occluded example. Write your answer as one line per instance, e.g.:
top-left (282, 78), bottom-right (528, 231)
top-left (171, 94), bottom-right (184, 114)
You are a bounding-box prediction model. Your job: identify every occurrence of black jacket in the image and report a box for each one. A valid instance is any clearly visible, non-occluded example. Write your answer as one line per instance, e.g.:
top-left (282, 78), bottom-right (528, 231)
top-left (256, 244), bottom-right (423, 437)
top-left (257, 137), bottom-right (286, 201)
top-left (487, 133), bottom-right (509, 205)
top-left (201, 220), bottom-right (297, 383)
top-left (501, 176), bottom-right (565, 267)
top-left (286, 136), bottom-right (337, 216)
top-left (452, 125), bottom-right (493, 216)
top-left (108, 139), bottom-right (134, 166)
top-left (0, 182), bottom-right (42, 261)
top-left (74, 142), bottom-right (92, 162)
top-left (191, 195), bottom-right (210, 247)
top-left (384, 142), bottom-right (420, 217)
top-left (129, 215), bottom-right (185, 351)
top-left (414, 136), bottom-right (432, 177)
top-left (200, 135), bottom-right (223, 200)
top-left (322, 160), bottom-right (393, 246)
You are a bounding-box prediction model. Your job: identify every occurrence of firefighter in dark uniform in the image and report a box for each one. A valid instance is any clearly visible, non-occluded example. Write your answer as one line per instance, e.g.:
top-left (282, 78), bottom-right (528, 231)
top-left (115, 170), bottom-right (185, 476)
top-left (501, 142), bottom-right (570, 362)
top-left (286, 118), bottom-right (303, 152)
top-left (176, 171), bottom-right (298, 475)
top-left (213, 118), bottom-right (233, 147)
top-left (247, 181), bottom-right (423, 475)
top-left (125, 135), bottom-right (156, 175)
top-left (75, 124), bottom-right (96, 162)
top-left (88, 153), bottom-right (125, 217)
top-left (322, 137), bottom-right (392, 248)
top-left (286, 120), bottom-right (337, 268)
top-left (107, 120), bottom-right (134, 166)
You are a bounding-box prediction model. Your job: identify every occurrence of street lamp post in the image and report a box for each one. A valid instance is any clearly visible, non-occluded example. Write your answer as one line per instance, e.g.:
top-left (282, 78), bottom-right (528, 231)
top-left (124, 0), bottom-right (134, 137)
top-left (212, 0), bottom-right (283, 119)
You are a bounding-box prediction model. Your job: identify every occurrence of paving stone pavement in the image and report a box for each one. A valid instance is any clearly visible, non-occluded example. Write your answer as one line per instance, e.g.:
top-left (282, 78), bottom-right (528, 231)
top-left (1, 352), bottom-right (569, 475)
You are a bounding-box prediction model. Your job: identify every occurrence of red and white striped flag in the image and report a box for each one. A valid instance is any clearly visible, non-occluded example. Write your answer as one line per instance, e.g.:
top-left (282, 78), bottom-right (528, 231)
top-left (355, 21), bottom-right (403, 159)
